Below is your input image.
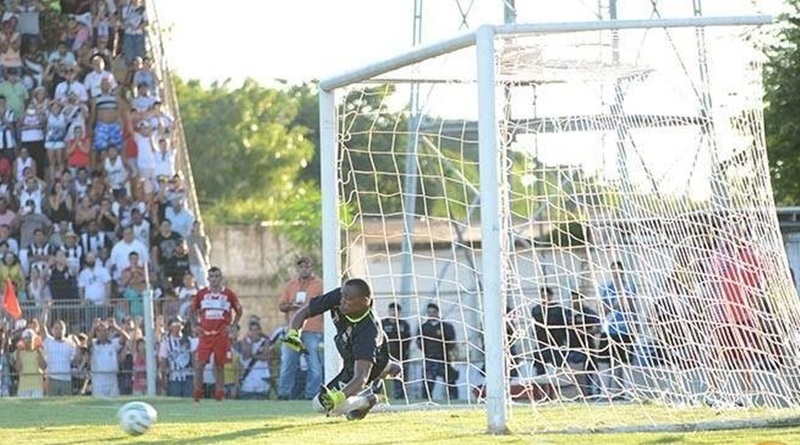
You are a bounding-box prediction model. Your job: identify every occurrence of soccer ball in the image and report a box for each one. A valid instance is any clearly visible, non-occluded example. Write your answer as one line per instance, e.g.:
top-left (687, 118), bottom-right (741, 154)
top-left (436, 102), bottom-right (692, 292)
top-left (117, 401), bottom-right (158, 436)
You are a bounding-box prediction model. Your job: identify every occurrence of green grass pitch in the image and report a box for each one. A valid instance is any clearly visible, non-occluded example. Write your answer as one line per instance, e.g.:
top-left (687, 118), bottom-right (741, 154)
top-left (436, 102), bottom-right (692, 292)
top-left (1, 397), bottom-right (800, 444)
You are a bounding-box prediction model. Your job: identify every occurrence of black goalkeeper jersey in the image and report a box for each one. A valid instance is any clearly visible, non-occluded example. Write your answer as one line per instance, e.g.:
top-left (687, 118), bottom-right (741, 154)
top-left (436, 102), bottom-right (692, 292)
top-left (308, 288), bottom-right (390, 381)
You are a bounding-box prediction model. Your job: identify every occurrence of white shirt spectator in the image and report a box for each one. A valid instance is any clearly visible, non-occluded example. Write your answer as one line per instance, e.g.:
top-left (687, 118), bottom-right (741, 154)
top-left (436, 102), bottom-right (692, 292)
top-left (176, 285), bottom-right (197, 301)
top-left (165, 206), bottom-right (195, 239)
top-left (109, 238), bottom-right (149, 280)
top-left (101, 0), bottom-right (117, 15)
top-left (17, 3), bottom-right (41, 37)
top-left (112, 200), bottom-right (146, 228)
top-left (132, 219), bottom-right (151, 248)
top-left (47, 50), bottom-right (76, 66)
top-left (92, 338), bottom-right (121, 373)
top-left (104, 155), bottom-right (128, 191)
top-left (54, 80), bottom-right (88, 103)
top-left (78, 263), bottom-right (112, 305)
top-left (153, 148), bottom-right (174, 179)
top-left (83, 70), bottom-right (117, 98)
top-left (122, 2), bottom-right (148, 35)
top-left (18, 187), bottom-right (43, 214)
top-left (91, 337), bottom-right (121, 398)
top-left (73, 178), bottom-right (90, 198)
top-left (131, 95), bottom-right (155, 113)
top-left (2, 237), bottom-right (19, 255)
top-left (133, 132), bottom-right (155, 172)
top-left (43, 337), bottom-right (76, 382)
top-left (240, 337), bottom-right (270, 395)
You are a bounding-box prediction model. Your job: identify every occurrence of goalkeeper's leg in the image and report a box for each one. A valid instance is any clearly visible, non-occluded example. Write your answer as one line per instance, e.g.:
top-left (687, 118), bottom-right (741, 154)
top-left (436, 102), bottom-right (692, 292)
top-left (343, 360), bottom-right (402, 421)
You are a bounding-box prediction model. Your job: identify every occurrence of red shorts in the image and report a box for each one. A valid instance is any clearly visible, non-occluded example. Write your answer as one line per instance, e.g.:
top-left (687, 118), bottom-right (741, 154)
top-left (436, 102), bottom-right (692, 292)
top-left (196, 333), bottom-right (231, 366)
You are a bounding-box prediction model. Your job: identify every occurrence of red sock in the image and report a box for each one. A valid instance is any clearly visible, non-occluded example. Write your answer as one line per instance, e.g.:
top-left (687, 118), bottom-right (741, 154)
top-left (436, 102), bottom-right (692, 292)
top-left (193, 387), bottom-right (203, 402)
top-left (214, 388), bottom-right (225, 401)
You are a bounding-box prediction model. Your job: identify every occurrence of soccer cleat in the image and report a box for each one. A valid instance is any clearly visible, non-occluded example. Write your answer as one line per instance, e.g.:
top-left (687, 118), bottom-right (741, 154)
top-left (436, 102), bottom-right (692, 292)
top-left (214, 389), bottom-right (225, 401)
top-left (193, 387), bottom-right (203, 402)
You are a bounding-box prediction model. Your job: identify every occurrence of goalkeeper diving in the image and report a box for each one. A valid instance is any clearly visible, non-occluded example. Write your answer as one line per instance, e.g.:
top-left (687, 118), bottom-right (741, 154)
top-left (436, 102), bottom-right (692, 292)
top-left (284, 278), bottom-right (401, 420)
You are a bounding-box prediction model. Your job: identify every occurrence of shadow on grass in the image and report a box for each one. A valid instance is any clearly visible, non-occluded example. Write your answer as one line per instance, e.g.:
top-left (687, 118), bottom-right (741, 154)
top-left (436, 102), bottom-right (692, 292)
top-left (640, 436), bottom-right (684, 445)
top-left (136, 426), bottom-right (272, 444)
top-left (58, 436), bottom-right (130, 445)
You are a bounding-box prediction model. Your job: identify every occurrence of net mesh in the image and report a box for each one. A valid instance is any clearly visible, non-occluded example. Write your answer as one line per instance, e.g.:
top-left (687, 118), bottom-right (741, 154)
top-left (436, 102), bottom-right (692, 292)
top-left (332, 25), bottom-right (800, 431)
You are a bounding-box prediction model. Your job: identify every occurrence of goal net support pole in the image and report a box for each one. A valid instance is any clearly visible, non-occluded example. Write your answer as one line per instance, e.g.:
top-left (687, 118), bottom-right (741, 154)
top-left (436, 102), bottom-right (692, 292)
top-left (476, 24), bottom-right (510, 434)
top-left (320, 89), bottom-right (342, 381)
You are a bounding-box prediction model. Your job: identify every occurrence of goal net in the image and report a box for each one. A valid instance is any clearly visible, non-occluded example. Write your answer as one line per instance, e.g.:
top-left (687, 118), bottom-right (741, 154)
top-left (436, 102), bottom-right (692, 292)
top-left (319, 17), bottom-right (800, 433)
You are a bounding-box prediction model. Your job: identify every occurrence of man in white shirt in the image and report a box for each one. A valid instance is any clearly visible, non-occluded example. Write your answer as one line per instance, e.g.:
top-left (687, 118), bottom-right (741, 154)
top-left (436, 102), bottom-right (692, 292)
top-left (130, 208), bottom-right (151, 249)
top-left (78, 252), bottom-right (112, 327)
top-left (121, 0), bottom-right (148, 66)
top-left (83, 55), bottom-right (117, 98)
top-left (165, 199), bottom-right (194, 239)
top-left (109, 225), bottom-right (148, 282)
top-left (53, 63), bottom-right (88, 103)
top-left (40, 302), bottom-right (77, 396)
top-left (239, 321), bottom-right (271, 400)
top-left (89, 318), bottom-right (129, 398)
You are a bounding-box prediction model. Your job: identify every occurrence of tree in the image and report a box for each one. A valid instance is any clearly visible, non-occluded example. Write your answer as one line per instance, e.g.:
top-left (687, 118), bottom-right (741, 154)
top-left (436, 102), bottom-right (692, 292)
top-left (175, 77), bottom-right (316, 226)
top-left (764, 2), bottom-right (800, 205)
top-left (291, 82), bottom-right (322, 185)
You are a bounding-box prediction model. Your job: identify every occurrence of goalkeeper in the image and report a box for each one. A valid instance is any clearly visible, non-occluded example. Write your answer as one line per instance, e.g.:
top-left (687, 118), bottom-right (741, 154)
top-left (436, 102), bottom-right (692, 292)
top-left (283, 278), bottom-right (400, 420)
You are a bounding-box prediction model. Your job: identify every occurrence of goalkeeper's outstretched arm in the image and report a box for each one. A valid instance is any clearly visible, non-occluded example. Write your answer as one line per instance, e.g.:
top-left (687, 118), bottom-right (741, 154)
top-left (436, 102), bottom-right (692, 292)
top-left (342, 360), bottom-right (373, 397)
top-left (288, 303), bottom-right (311, 332)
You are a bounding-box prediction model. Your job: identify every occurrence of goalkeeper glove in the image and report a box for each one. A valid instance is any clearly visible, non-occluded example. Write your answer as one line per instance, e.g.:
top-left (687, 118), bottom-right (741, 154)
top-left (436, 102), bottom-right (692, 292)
top-left (319, 386), bottom-right (346, 412)
top-left (282, 329), bottom-right (307, 353)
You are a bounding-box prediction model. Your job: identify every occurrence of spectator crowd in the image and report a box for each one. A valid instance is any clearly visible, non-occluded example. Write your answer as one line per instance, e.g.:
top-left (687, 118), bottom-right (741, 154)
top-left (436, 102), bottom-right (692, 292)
top-left (0, 0), bottom-right (467, 403)
top-left (0, 0), bottom-right (219, 399)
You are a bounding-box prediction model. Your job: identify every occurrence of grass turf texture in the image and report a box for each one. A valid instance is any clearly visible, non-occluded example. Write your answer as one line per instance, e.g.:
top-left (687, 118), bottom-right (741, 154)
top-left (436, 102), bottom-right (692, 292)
top-left (1, 398), bottom-right (799, 444)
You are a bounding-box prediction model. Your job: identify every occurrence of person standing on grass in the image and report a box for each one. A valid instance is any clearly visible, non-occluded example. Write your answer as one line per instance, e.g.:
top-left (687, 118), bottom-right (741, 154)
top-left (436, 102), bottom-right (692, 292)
top-left (381, 302), bottom-right (411, 399)
top-left (277, 255), bottom-right (323, 400)
top-left (189, 266), bottom-right (242, 402)
top-left (40, 300), bottom-right (76, 396)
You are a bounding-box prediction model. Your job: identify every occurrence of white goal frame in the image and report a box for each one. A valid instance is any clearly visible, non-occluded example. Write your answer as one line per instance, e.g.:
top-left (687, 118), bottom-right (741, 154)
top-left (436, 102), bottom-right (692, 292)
top-left (318, 15), bottom-right (773, 434)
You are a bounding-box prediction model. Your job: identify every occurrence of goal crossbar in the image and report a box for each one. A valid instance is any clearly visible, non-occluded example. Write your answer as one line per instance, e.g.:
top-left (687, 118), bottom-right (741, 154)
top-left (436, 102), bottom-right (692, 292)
top-left (319, 15), bottom-right (772, 92)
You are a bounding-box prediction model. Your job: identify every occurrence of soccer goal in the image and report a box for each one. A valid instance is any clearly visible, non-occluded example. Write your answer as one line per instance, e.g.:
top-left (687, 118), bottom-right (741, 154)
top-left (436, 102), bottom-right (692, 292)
top-left (318, 15), bottom-right (800, 434)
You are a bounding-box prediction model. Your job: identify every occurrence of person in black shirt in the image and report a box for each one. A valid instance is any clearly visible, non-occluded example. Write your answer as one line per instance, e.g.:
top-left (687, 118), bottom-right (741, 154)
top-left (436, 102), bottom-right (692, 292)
top-left (163, 239), bottom-right (191, 288)
top-left (530, 287), bottom-right (573, 399)
top-left (417, 303), bottom-right (458, 400)
top-left (151, 220), bottom-right (182, 287)
top-left (381, 302), bottom-right (411, 399)
top-left (284, 278), bottom-right (400, 420)
top-left (566, 291), bottom-right (603, 398)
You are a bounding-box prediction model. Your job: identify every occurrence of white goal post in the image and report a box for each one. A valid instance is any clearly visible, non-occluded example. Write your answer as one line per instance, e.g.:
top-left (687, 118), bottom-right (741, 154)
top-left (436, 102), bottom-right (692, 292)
top-left (318, 15), bottom-right (794, 435)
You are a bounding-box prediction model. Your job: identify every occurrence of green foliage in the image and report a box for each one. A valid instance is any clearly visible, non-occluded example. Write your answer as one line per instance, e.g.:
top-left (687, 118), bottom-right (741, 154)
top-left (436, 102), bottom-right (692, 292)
top-left (339, 85), bottom-right (411, 217)
top-left (291, 82), bottom-right (322, 185)
top-left (764, 2), bottom-right (800, 205)
top-left (272, 184), bottom-right (323, 250)
top-left (535, 221), bottom-right (589, 247)
top-left (176, 78), bottom-right (314, 205)
top-left (175, 77), bottom-right (320, 255)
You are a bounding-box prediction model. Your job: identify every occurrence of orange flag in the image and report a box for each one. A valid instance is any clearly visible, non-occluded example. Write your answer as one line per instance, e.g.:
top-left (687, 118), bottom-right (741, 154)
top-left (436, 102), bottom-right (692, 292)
top-left (2, 277), bottom-right (21, 320)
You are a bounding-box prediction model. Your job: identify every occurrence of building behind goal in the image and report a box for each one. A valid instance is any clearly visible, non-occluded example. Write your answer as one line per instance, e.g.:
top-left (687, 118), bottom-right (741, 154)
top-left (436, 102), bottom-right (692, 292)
top-left (318, 14), bottom-right (800, 434)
